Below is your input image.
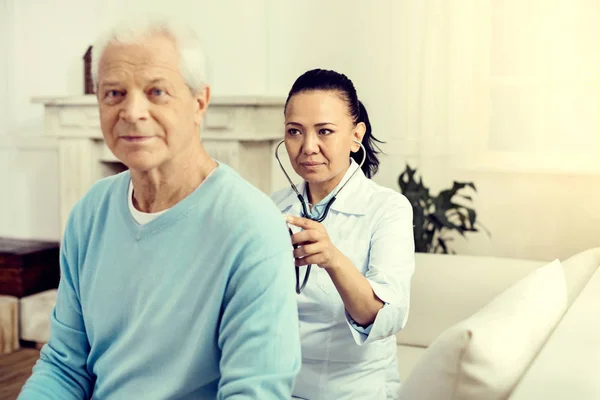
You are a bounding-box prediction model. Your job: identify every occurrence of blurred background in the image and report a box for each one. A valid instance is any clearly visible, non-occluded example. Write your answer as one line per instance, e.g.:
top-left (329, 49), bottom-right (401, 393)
top-left (0, 0), bottom-right (598, 261)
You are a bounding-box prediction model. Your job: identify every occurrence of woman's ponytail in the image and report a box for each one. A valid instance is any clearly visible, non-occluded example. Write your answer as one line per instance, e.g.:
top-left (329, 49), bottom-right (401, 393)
top-left (352, 101), bottom-right (383, 178)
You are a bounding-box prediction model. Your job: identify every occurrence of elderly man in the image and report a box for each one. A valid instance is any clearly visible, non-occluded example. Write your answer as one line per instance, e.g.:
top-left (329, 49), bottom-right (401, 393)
top-left (18, 17), bottom-right (300, 400)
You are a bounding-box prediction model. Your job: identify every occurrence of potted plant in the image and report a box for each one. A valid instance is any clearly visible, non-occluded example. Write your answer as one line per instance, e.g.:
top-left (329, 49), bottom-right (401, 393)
top-left (398, 165), bottom-right (490, 254)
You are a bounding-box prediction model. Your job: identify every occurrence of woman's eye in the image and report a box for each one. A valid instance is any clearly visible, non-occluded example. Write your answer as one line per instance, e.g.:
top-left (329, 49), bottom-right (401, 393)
top-left (287, 129), bottom-right (300, 136)
top-left (149, 88), bottom-right (165, 96)
top-left (319, 129), bottom-right (333, 135)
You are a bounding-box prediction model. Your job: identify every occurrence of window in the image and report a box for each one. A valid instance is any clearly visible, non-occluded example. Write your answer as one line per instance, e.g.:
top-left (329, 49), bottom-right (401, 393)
top-left (465, 0), bottom-right (600, 174)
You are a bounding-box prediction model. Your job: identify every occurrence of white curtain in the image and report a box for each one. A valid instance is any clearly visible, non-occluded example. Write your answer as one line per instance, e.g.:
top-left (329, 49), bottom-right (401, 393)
top-left (396, 0), bottom-right (488, 190)
top-left (400, 0), bottom-right (600, 184)
top-left (392, 0), bottom-right (600, 259)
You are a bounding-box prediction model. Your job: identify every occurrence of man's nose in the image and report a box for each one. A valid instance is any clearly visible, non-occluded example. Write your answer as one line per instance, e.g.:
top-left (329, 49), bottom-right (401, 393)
top-left (120, 92), bottom-right (149, 123)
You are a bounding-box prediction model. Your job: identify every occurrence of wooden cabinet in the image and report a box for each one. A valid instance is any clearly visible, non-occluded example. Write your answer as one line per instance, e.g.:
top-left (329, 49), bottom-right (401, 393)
top-left (0, 238), bottom-right (60, 298)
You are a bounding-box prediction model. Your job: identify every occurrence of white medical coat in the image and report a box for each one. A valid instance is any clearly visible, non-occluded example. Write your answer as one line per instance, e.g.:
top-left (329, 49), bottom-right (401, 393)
top-left (271, 159), bottom-right (415, 400)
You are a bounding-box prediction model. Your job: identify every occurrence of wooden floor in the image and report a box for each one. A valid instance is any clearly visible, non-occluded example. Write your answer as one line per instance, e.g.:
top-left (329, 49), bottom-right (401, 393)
top-left (0, 349), bottom-right (39, 400)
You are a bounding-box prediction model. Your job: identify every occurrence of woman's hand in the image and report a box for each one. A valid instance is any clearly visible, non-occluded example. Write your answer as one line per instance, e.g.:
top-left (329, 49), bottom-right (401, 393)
top-left (285, 214), bottom-right (384, 326)
top-left (285, 215), bottom-right (343, 270)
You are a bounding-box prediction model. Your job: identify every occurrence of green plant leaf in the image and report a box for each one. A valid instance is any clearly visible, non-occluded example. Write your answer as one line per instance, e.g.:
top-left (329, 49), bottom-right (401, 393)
top-left (476, 221), bottom-right (492, 237)
top-left (453, 181), bottom-right (477, 192)
top-left (466, 208), bottom-right (477, 226)
top-left (437, 237), bottom-right (449, 254)
top-left (397, 166), bottom-right (489, 254)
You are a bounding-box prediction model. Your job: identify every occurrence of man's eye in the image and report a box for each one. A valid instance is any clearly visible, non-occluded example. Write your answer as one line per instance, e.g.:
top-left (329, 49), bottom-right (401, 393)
top-left (149, 88), bottom-right (165, 96)
top-left (105, 90), bottom-right (123, 98)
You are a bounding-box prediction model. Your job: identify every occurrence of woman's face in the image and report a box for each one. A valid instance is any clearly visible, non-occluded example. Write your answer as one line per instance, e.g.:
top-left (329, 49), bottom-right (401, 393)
top-left (284, 90), bottom-right (365, 187)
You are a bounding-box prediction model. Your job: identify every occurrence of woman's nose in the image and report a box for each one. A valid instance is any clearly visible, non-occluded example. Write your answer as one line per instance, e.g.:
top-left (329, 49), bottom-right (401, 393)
top-left (302, 133), bottom-right (319, 154)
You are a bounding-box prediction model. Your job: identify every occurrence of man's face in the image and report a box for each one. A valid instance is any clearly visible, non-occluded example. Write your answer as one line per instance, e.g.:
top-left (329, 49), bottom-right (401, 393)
top-left (96, 34), bottom-right (209, 172)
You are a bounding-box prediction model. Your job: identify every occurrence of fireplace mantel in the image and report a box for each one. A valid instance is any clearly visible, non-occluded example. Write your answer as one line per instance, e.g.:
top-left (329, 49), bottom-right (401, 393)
top-left (34, 95), bottom-right (286, 237)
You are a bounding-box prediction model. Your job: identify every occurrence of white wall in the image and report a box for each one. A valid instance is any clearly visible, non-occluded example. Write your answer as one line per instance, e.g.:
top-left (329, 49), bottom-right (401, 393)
top-left (1, 0), bottom-right (599, 262)
top-left (0, 0), bottom-right (100, 240)
top-left (0, 0), bottom-right (62, 241)
top-left (1, 0), bottom-right (274, 240)
top-left (451, 169), bottom-right (600, 261)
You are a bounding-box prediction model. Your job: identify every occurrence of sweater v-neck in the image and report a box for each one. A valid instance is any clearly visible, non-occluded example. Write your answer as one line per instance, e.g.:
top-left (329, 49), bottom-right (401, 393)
top-left (117, 165), bottom-right (224, 241)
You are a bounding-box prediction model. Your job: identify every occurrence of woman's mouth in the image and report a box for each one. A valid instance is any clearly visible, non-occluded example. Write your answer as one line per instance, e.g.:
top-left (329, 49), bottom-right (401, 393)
top-left (300, 161), bottom-right (325, 169)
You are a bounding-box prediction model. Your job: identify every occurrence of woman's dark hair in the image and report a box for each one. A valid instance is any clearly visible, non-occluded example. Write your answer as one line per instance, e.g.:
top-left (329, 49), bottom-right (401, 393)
top-left (284, 68), bottom-right (384, 178)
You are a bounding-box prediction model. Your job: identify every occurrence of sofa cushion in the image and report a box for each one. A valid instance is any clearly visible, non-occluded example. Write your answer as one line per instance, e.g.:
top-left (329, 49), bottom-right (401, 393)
top-left (398, 259), bottom-right (567, 400)
top-left (509, 249), bottom-right (600, 400)
top-left (397, 253), bottom-right (546, 347)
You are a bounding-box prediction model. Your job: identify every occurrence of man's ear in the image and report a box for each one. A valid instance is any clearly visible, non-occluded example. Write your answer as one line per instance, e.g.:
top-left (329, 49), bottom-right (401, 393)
top-left (352, 122), bottom-right (367, 152)
top-left (194, 85), bottom-right (211, 126)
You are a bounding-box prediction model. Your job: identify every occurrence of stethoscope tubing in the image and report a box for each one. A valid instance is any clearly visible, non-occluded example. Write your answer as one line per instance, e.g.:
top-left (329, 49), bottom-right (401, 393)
top-left (275, 139), bottom-right (367, 294)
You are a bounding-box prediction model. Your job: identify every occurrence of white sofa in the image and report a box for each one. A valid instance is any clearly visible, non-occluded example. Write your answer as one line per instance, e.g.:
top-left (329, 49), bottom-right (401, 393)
top-left (396, 247), bottom-right (600, 399)
top-left (19, 247), bottom-right (600, 398)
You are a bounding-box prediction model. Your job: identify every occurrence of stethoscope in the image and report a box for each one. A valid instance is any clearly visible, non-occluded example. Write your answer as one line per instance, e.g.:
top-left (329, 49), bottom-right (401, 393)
top-left (274, 139), bottom-right (367, 294)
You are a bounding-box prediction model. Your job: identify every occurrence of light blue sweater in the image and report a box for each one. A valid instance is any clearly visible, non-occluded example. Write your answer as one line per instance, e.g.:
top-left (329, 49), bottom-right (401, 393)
top-left (18, 164), bottom-right (301, 400)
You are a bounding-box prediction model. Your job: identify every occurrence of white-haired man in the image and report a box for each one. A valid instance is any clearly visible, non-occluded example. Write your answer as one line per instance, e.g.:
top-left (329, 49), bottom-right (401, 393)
top-left (18, 17), bottom-right (301, 400)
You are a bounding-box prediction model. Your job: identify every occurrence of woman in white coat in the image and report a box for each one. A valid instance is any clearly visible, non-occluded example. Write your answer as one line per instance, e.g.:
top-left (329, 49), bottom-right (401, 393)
top-left (271, 69), bottom-right (416, 400)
